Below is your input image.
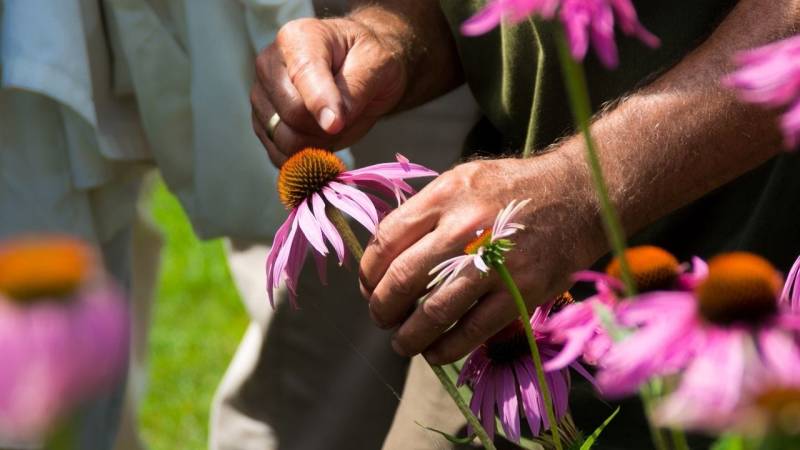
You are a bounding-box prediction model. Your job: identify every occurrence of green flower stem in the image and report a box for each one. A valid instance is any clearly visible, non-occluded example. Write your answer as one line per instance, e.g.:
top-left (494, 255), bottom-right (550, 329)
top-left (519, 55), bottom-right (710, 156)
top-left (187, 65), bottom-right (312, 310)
top-left (670, 427), bottom-right (690, 450)
top-left (496, 262), bottom-right (563, 450)
top-left (327, 207), bottom-right (497, 450)
top-left (553, 30), bottom-right (679, 450)
top-left (553, 30), bottom-right (636, 299)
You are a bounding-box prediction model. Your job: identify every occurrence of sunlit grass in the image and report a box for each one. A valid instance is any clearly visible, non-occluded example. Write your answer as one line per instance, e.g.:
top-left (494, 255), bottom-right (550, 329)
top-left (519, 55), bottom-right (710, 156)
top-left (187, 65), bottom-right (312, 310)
top-left (139, 180), bottom-right (248, 450)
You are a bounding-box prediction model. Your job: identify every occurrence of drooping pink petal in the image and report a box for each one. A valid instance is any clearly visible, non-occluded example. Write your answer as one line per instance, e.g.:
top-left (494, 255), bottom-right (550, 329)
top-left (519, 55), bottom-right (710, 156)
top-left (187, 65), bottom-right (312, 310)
top-left (481, 370), bottom-right (497, 440)
top-left (780, 255), bottom-right (800, 311)
top-left (297, 200), bottom-right (328, 257)
top-left (498, 367), bottom-right (521, 442)
top-left (515, 359), bottom-right (543, 436)
top-left (266, 209), bottom-right (298, 306)
top-left (322, 185), bottom-right (377, 234)
top-left (311, 194), bottom-right (345, 265)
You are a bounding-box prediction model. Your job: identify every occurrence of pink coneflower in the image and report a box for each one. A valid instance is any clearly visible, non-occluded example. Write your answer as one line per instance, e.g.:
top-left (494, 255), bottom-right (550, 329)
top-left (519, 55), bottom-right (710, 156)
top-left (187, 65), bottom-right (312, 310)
top-left (458, 297), bottom-right (592, 443)
top-left (0, 236), bottom-right (128, 439)
top-left (597, 252), bottom-right (800, 430)
top-left (724, 35), bottom-right (800, 149)
top-left (544, 246), bottom-right (706, 371)
top-left (266, 148), bottom-right (437, 306)
top-left (461, 0), bottom-right (660, 68)
top-left (427, 199), bottom-right (530, 291)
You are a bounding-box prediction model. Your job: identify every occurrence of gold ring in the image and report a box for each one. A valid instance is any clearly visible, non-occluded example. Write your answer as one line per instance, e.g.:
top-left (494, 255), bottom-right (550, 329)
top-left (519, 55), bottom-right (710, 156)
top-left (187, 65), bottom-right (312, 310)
top-left (266, 112), bottom-right (282, 141)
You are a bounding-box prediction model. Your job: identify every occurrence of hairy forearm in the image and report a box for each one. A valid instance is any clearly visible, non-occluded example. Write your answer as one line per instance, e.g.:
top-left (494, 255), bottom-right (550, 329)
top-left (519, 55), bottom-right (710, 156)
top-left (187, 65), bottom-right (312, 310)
top-left (558, 0), bottom-right (799, 254)
top-left (347, 1), bottom-right (464, 109)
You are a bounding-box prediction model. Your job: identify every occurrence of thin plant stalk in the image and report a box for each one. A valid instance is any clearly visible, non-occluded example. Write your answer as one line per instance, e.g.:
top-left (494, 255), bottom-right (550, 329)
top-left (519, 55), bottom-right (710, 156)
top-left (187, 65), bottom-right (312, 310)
top-left (496, 263), bottom-right (563, 450)
top-left (553, 30), bottom-right (681, 450)
top-left (553, 31), bottom-right (636, 298)
top-left (327, 207), bottom-right (498, 450)
top-left (670, 427), bottom-right (691, 450)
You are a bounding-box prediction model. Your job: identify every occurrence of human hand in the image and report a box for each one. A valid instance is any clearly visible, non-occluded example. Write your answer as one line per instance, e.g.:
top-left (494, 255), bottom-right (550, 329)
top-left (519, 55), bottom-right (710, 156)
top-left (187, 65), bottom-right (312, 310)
top-left (359, 155), bottom-right (608, 364)
top-left (251, 15), bottom-right (408, 166)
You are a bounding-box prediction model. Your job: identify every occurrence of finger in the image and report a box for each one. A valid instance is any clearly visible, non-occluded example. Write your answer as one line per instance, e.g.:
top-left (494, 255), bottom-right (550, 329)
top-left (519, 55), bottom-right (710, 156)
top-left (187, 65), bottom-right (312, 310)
top-left (256, 47), bottom-right (326, 136)
top-left (277, 20), bottom-right (346, 134)
top-left (389, 269), bottom-right (494, 357)
top-left (251, 110), bottom-right (287, 167)
top-left (335, 38), bottom-right (404, 121)
top-left (359, 194), bottom-right (441, 295)
top-left (368, 227), bottom-right (468, 329)
top-left (423, 290), bottom-right (519, 365)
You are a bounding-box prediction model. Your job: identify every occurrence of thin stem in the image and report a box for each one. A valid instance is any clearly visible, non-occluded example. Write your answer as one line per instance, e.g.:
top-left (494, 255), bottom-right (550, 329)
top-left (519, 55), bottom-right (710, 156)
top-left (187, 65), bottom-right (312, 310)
top-left (496, 263), bottom-right (563, 450)
top-left (639, 384), bottom-right (670, 450)
top-left (670, 427), bottom-right (691, 450)
top-left (430, 365), bottom-right (497, 450)
top-left (327, 207), bottom-right (497, 450)
top-left (553, 31), bottom-right (636, 298)
top-left (327, 206), bottom-right (364, 260)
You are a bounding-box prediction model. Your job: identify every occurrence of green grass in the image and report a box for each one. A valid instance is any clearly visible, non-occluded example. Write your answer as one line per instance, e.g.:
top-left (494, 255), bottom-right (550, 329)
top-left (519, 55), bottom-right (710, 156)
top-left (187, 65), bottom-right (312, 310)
top-left (139, 180), bottom-right (248, 450)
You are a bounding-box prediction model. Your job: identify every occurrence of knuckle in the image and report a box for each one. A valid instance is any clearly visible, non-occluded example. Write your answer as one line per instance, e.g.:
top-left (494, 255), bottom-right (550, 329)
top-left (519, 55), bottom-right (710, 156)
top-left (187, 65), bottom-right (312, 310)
top-left (420, 299), bottom-right (454, 329)
top-left (383, 263), bottom-right (416, 300)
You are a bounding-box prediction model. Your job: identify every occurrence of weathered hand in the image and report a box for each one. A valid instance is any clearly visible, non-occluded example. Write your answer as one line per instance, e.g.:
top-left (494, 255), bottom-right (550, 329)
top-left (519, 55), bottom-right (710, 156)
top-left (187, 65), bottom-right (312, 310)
top-left (251, 16), bottom-right (407, 165)
top-left (359, 154), bottom-right (607, 364)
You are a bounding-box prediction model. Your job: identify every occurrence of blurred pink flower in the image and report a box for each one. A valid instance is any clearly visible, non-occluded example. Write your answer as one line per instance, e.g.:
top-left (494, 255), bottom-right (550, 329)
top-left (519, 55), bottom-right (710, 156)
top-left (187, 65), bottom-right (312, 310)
top-left (724, 35), bottom-right (800, 149)
top-left (458, 300), bottom-right (593, 442)
top-left (267, 149), bottom-right (436, 306)
top-left (0, 236), bottom-right (128, 439)
top-left (597, 253), bottom-right (800, 431)
top-left (461, 0), bottom-right (659, 68)
top-left (544, 247), bottom-right (706, 371)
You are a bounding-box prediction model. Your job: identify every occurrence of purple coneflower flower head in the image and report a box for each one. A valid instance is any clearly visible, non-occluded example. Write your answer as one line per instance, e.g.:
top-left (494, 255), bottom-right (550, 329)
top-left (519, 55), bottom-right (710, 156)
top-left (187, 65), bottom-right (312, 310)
top-left (597, 252), bottom-right (800, 429)
top-left (267, 148), bottom-right (437, 306)
top-left (0, 236), bottom-right (128, 439)
top-left (724, 36), bottom-right (800, 149)
top-left (544, 246), bottom-right (706, 371)
top-left (461, 0), bottom-right (659, 68)
top-left (427, 199), bottom-right (530, 291)
top-left (458, 297), bottom-right (593, 443)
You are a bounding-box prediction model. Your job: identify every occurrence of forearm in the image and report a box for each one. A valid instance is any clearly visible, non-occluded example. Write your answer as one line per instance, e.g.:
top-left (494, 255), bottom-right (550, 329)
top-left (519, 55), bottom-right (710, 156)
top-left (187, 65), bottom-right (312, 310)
top-left (561, 0), bottom-right (798, 249)
top-left (347, 1), bottom-right (464, 109)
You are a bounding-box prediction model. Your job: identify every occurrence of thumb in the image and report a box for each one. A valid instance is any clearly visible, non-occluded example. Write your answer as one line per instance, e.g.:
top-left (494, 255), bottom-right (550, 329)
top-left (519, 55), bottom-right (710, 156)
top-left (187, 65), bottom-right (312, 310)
top-left (279, 21), bottom-right (346, 134)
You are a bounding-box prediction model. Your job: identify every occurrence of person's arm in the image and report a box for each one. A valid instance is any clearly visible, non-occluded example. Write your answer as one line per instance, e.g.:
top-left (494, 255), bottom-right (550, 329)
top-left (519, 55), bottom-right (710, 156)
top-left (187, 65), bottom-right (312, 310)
top-left (359, 0), bottom-right (796, 365)
top-left (250, 1), bottom-right (462, 165)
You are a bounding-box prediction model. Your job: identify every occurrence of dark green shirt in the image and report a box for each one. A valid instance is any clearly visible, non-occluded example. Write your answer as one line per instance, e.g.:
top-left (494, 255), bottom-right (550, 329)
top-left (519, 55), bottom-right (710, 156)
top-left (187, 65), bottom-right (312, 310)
top-left (439, 1), bottom-right (800, 448)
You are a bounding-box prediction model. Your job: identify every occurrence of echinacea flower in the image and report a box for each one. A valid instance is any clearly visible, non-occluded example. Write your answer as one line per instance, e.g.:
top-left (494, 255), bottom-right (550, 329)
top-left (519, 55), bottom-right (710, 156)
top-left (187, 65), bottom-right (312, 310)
top-left (597, 252), bottom-right (800, 431)
top-left (544, 246), bottom-right (707, 371)
top-left (0, 236), bottom-right (128, 440)
top-left (461, 0), bottom-right (660, 68)
top-left (266, 148), bottom-right (437, 306)
top-left (458, 298), bottom-right (593, 443)
top-left (724, 35), bottom-right (800, 149)
top-left (427, 199), bottom-right (530, 291)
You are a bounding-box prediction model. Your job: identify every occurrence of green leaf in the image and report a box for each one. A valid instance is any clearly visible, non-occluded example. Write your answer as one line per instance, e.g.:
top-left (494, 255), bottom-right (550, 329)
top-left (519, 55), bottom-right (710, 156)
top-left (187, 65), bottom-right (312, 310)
top-left (414, 421), bottom-right (477, 445)
top-left (579, 407), bottom-right (621, 450)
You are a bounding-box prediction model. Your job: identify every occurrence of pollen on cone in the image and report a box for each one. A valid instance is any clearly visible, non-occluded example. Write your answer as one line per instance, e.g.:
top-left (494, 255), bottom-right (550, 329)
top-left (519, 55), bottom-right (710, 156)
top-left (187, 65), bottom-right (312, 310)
top-left (606, 245), bottom-right (680, 292)
top-left (0, 236), bottom-right (93, 300)
top-left (464, 229), bottom-right (492, 255)
top-left (277, 148), bottom-right (346, 209)
top-left (697, 252), bottom-right (781, 326)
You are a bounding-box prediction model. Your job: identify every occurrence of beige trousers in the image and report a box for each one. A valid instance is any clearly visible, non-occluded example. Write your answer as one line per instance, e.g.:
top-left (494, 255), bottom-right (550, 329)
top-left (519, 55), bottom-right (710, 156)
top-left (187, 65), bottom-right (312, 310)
top-left (209, 86), bottom-right (480, 450)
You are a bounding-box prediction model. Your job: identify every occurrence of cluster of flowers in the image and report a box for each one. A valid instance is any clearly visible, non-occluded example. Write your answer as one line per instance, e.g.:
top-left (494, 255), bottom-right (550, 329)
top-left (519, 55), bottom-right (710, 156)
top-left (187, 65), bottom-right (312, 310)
top-left (0, 236), bottom-right (128, 442)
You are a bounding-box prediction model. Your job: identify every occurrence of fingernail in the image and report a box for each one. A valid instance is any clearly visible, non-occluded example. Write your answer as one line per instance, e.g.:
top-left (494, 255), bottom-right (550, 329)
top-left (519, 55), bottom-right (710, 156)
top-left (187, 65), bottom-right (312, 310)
top-left (319, 107), bottom-right (337, 132)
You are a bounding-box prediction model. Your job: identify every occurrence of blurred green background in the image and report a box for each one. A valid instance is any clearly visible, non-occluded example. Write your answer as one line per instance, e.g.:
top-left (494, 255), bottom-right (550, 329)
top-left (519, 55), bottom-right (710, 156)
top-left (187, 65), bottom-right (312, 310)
top-left (138, 180), bottom-right (249, 450)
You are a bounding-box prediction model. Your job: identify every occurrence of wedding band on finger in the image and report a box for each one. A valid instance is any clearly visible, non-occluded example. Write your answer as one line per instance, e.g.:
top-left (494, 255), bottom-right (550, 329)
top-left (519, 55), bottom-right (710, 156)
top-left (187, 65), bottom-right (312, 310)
top-left (266, 112), bottom-right (282, 141)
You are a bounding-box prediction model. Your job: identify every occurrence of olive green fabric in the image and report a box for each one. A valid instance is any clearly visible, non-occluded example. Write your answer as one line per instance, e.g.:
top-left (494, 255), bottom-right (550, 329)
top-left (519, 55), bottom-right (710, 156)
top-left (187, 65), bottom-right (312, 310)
top-left (438, 1), bottom-right (800, 449)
